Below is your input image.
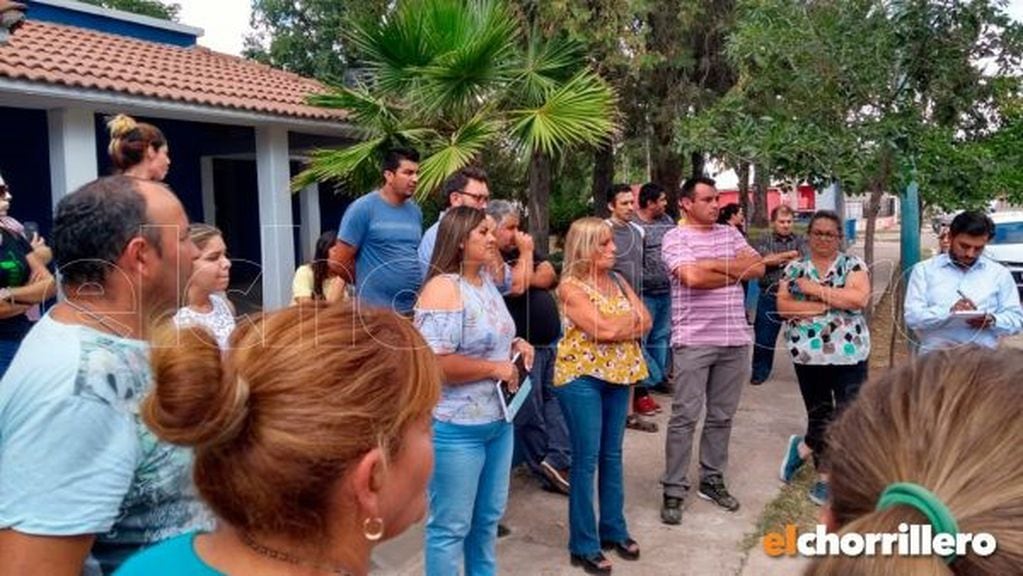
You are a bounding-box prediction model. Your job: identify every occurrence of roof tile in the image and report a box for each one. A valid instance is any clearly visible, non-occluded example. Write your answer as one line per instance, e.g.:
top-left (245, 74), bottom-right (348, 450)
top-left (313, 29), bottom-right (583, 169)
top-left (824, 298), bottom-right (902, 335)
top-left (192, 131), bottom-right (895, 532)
top-left (0, 20), bottom-right (347, 121)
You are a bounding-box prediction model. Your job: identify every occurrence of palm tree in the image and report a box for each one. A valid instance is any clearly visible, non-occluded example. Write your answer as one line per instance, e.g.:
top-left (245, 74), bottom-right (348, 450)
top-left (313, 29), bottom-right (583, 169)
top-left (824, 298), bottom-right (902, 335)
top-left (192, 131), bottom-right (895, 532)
top-left (293, 0), bottom-right (618, 251)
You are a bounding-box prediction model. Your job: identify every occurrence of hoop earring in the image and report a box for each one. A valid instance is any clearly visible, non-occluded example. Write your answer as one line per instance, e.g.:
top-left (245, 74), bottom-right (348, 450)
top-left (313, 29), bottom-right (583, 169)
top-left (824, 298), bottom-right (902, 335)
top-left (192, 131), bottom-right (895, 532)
top-left (363, 517), bottom-right (384, 541)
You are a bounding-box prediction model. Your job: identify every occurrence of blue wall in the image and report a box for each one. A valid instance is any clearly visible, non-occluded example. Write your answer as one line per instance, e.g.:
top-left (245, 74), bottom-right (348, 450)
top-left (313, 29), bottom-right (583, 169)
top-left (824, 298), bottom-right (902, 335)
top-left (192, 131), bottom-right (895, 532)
top-left (0, 107), bottom-right (55, 239)
top-left (26, 0), bottom-right (197, 46)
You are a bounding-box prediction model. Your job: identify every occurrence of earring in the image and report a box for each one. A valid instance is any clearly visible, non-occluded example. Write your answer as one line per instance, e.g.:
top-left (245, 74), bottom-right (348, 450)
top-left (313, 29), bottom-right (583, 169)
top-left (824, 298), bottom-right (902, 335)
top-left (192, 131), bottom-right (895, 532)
top-left (363, 517), bottom-right (384, 541)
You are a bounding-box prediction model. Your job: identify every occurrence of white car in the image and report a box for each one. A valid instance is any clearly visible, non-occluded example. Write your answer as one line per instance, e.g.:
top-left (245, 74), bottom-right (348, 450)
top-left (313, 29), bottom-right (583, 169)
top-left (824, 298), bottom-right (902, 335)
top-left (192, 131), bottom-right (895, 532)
top-left (981, 211), bottom-right (1023, 298)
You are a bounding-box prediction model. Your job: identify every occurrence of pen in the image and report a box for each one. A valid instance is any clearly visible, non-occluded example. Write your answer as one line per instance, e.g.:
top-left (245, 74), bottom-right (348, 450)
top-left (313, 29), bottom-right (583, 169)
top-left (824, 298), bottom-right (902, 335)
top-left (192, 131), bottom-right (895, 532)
top-left (956, 289), bottom-right (973, 303)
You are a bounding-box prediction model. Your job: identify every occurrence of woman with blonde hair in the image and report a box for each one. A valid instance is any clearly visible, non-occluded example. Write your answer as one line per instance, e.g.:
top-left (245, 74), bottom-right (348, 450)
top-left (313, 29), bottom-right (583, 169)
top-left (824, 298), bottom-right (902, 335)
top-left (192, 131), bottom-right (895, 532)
top-left (107, 114), bottom-right (170, 181)
top-left (806, 345), bottom-right (1023, 575)
top-left (114, 305), bottom-right (441, 575)
top-left (416, 206), bottom-right (533, 576)
top-left (174, 224), bottom-right (234, 350)
top-left (555, 217), bottom-right (651, 574)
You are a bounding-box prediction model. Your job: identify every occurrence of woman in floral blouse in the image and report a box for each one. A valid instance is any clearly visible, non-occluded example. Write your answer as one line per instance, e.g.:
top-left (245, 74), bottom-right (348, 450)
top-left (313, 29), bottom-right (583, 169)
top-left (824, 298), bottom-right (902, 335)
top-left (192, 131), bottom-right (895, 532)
top-left (776, 210), bottom-right (871, 507)
top-left (555, 217), bottom-right (650, 574)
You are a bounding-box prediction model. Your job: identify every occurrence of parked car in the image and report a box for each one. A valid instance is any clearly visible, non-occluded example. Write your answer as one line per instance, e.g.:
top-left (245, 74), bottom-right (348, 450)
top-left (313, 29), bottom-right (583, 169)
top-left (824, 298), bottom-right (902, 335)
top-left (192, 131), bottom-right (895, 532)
top-left (981, 211), bottom-right (1023, 299)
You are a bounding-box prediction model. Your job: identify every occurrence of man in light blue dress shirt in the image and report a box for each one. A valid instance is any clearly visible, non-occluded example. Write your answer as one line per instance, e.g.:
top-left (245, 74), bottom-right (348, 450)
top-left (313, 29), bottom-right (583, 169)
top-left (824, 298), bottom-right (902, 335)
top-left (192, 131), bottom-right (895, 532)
top-left (905, 211), bottom-right (1023, 355)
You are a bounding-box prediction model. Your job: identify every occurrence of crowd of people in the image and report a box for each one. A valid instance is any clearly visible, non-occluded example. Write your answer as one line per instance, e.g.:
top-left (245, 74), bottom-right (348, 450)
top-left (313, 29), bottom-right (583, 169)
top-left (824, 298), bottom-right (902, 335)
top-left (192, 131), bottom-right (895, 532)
top-left (0, 120), bottom-right (1020, 576)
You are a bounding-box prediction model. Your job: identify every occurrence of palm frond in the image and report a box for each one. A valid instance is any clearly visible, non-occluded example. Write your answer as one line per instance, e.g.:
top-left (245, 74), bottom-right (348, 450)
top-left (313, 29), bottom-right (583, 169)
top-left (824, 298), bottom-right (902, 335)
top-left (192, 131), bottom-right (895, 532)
top-left (292, 137), bottom-right (387, 194)
top-left (415, 113), bottom-right (502, 198)
top-left (307, 86), bottom-right (401, 134)
top-left (510, 30), bottom-right (584, 107)
top-left (508, 71), bottom-right (619, 157)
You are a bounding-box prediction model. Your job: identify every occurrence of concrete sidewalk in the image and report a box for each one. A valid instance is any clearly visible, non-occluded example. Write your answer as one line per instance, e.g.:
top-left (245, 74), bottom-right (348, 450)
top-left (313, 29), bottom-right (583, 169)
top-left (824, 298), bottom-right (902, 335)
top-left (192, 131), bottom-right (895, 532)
top-left (374, 352), bottom-right (812, 576)
top-left (373, 235), bottom-right (901, 575)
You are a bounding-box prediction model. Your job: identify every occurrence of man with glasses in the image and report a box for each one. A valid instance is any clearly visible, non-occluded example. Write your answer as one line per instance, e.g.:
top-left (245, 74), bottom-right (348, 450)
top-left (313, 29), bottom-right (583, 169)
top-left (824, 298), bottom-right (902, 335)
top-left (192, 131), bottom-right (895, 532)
top-left (905, 210), bottom-right (1023, 355)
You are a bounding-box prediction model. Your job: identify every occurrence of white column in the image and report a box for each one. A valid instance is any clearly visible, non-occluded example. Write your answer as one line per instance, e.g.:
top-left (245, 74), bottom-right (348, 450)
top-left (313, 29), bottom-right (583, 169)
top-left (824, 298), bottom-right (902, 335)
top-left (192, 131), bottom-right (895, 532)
top-left (298, 182), bottom-right (321, 262)
top-left (255, 126), bottom-right (295, 310)
top-left (200, 156), bottom-right (216, 224)
top-left (47, 107), bottom-right (97, 210)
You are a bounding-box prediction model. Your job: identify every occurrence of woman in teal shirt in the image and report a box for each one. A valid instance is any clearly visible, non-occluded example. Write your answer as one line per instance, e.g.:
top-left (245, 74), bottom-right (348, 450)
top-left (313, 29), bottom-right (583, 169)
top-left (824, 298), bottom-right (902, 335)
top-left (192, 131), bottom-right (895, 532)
top-left (115, 305), bottom-right (440, 575)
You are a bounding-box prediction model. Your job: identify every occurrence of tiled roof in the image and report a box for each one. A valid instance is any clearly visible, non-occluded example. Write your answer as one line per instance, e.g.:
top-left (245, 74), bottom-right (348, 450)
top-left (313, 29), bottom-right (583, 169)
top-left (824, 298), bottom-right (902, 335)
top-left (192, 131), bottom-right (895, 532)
top-left (0, 19), bottom-right (347, 122)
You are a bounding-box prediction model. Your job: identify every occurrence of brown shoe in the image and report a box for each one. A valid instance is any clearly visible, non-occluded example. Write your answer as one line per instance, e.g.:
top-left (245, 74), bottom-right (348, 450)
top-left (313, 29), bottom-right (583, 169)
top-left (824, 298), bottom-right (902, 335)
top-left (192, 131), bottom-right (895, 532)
top-left (539, 460), bottom-right (570, 495)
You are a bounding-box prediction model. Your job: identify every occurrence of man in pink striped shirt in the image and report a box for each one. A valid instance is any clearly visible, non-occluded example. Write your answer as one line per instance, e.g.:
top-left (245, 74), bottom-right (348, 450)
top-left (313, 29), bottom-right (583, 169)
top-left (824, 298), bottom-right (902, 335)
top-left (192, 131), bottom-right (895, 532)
top-left (658, 176), bottom-right (765, 525)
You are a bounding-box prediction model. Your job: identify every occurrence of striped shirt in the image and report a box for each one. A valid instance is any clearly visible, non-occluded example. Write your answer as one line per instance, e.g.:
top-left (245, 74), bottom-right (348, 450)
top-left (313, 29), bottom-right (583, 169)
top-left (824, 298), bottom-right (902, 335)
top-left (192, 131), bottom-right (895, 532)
top-left (661, 224), bottom-right (754, 347)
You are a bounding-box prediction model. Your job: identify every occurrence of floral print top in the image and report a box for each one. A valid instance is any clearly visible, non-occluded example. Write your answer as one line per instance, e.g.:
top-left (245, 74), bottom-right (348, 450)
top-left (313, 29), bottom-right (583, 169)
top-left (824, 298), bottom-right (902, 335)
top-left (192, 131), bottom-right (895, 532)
top-left (782, 253), bottom-right (871, 365)
top-left (554, 276), bottom-right (649, 386)
top-left (415, 273), bottom-right (516, 425)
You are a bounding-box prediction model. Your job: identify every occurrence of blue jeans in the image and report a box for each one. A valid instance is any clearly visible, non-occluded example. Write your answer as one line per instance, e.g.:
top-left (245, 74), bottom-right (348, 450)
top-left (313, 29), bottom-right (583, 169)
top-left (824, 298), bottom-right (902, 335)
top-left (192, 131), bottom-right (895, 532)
top-left (555, 376), bottom-right (631, 556)
top-left (751, 290), bottom-right (783, 383)
top-left (641, 293), bottom-right (672, 387)
top-left (425, 419), bottom-right (513, 576)
top-left (514, 344), bottom-right (571, 476)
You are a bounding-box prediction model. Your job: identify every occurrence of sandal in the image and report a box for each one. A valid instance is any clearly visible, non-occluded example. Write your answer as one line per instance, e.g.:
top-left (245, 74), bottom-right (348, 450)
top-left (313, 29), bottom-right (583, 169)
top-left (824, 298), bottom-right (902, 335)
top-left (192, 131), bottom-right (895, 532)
top-left (601, 538), bottom-right (640, 561)
top-left (570, 551), bottom-right (612, 574)
top-left (625, 414), bottom-right (658, 433)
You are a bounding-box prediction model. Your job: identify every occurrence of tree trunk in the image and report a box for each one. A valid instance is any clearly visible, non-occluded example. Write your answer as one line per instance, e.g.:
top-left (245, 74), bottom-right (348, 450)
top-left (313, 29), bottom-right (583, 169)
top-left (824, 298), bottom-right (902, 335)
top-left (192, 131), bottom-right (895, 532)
top-left (737, 162), bottom-right (750, 226)
top-left (752, 161), bottom-right (770, 228)
top-left (591, 139), bottom-right (614, 219)
top-left (863, 184), bottom-right (884, 316)
top-left (690, 151), bottom-right (705, 179)
top-left (528, 151), bottom-right (553, 258)
top-left (651, 121), bottom-right (684, 219)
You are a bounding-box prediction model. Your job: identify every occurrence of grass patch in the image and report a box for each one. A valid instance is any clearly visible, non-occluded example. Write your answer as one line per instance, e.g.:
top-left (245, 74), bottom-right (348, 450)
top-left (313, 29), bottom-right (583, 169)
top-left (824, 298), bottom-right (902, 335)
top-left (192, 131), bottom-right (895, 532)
top-left (740, 462), bottom-right (821, 552)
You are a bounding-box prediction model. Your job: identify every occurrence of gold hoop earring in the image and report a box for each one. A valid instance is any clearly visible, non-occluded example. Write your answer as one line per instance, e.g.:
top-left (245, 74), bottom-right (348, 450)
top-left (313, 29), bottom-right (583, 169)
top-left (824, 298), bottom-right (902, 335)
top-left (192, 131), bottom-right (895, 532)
top-left (363, 517), bottom-right (384, 541)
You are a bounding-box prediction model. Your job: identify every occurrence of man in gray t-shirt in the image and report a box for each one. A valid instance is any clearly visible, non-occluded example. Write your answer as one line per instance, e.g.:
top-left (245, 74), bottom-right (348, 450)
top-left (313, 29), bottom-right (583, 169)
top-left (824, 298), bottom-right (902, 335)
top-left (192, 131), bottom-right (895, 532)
top-left (606, 184), bottom-right (645, 296)
top-left (606, 184), bottom-right (662, 427)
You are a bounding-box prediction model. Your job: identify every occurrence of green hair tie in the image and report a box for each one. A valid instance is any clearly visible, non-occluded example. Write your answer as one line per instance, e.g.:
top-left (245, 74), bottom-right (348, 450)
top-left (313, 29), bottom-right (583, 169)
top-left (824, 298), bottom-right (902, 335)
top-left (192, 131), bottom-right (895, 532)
top-left (876, 482), bottom-right (959, 563)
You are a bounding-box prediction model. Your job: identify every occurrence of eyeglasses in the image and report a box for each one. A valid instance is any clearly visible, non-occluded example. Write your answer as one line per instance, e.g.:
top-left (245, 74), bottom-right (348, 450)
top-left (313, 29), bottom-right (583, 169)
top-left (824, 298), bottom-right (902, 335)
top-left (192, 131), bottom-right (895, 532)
top-left (810, 231), bottom-right (841, 240)
top-left (459, 190), bottom-right (490, 203)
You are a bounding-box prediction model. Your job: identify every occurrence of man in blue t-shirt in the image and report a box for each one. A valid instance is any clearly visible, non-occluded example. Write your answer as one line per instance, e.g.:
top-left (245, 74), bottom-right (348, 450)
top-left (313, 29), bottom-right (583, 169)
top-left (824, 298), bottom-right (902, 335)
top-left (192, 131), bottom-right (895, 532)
top-left (330, 148), bottom-right (424, 315)
top-left (0, 176), bottom-right (212, 575)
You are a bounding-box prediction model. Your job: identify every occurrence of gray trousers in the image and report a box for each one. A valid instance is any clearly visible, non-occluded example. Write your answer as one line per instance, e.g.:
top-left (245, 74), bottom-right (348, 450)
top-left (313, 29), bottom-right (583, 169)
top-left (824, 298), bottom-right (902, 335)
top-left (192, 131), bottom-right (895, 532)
top-left (661, 345), bottom-right (751, 498)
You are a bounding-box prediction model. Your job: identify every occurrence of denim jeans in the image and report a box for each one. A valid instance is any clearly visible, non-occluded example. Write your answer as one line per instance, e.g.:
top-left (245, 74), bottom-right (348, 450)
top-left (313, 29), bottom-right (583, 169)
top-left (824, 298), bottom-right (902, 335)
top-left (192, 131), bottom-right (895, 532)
top-left (514, 343), bottom-right (572, 476)
top-left (554, 376), bottom-right (631, 556)
top-left (641, 293), bottom-right (672, 387)
top-left (425, 419), bottom-right (513, 576)
top-left (751, 289), bottom-right (783, 383)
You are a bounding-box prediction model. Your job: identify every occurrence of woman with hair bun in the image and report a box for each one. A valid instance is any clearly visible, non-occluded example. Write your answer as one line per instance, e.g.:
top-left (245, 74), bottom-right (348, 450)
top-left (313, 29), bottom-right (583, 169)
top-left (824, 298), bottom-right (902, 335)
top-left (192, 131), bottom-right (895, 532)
top-left (107, 114), bottom-right (170, 181)
top-left (807, 346), bottom-right (1023, 575)
top-left (114, 305), bottom-right (442, 576)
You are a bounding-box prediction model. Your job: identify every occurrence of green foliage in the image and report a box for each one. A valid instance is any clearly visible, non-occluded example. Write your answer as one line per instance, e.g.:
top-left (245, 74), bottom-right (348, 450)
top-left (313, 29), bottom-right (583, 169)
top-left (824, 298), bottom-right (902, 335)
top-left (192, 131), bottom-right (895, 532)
top-left (244, 0), bottom-right (389, 82)
top-left (684, 0), bottom-right (1023, 212)
top-left (79, 0), bottom-right (179, 21)
top-left (296, 0), bottom-right (618, 201)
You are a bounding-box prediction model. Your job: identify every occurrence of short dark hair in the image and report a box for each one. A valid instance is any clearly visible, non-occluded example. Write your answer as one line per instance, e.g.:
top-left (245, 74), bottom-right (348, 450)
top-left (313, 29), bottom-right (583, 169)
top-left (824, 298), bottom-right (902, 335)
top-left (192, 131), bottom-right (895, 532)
top-left (638, 182), bottom-right (665, 209)
top-left (950, 210), bottom-right (995, 239)
top-left (808, 209), bottom-right (842, 234)
top-left (679, 176), bottom-right (716, 201)
top-left (717, 203), bottom-right (742, 225)
top-left (442, 166), bottom-right (490, 207)
top-left (771, 204), bottom-right (794, 221)
top-left (606, 183), bottom-right (633, 206)
top-left (382, 147), bottom-right (420, 173)
top-left (53, 175), bottom-right (160, 286)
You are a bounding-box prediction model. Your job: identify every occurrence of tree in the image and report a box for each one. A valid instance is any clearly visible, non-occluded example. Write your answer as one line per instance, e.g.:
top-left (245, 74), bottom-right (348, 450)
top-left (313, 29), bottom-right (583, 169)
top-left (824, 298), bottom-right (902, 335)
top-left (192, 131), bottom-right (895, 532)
top-left (293, 0), bottom-right (618, 253)
top-left (80, 0), bottom-right (179, 20)
top-left (686, 0), bottom-right (1023, 280)
top-left (243, 0), bottom-right (389, 82)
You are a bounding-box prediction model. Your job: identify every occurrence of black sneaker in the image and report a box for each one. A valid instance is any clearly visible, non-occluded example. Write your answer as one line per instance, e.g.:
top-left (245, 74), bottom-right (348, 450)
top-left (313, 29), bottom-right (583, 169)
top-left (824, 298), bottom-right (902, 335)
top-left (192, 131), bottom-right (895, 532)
top-left (660, 495), bottom-right (683, 525)
top-left (698, 477), bottom-right (740, 512)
